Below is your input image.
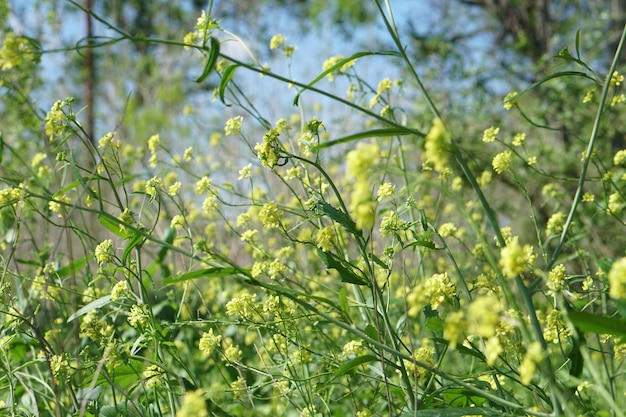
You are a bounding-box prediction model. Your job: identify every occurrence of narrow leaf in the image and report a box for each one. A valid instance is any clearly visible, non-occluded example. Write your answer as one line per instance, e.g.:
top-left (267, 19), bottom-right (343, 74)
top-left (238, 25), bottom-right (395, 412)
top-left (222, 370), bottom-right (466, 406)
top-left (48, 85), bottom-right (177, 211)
top-left (98, 214), bottom-right (130, 238)
top-left (398, 407), bottom-right (501, 417)
top-left (67, 295), bottom-right (112, 322)
top-left (338, 287), bottom-right (350, 317)
top-left (317, 249), bottom-right (369, 286)
top-left (403, 239), bottom-right (438, 250)
top-left (333, 354), bottom-right (378, 378)
top-left (55, 256), bottom-right (89, 277)
top-left (164, 267), bottom-right (240, 284)
top-left (313, 127), bottom-right (415, 151)
top-left (218, 64), bottom-right (239, 104)
top-left (293, 50), bottom-right (400, 105)
top-left (316, 200), bottom-right (360, 236)
top-left (195, 36), bottom-right (220, 83)
top-left (122, 231), bottom-right (146, 264)
top-left (567, 310), bottom-right (626, 338)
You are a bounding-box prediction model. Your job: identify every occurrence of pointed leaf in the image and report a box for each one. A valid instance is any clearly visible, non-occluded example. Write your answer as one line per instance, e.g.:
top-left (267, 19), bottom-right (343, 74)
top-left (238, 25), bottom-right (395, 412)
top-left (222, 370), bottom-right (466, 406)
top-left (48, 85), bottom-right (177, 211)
top-left (121, 231), bottom-right (146, 264)
top-left (195, 36), bottom-right (220, 83)
top-left (55, 256), bottom-right (89, 277)
top-left (317, 249), bottom-right (369, 286)
top-left (316, 200), bottom-right (360, 236)
top-left (293, 50), bottom-right (400, 105)
top-left (67, 295), bottom-right (112, 322)
top-left (567, 310), bottom-right (626, 338)
top-left (333, 354), bottom-right (378, 378)
top-left (313, 127), bottom-right (415, 151)
top-left (398, 407), bottom-right (502, 417)
top-left (164, 267), bottom-right (240, 284)
top-left (338, 287), bottom-right (350, 317)
top-left (98, 214), bottom-right (130, 238)
top-left (218, 64), bottom-right (239, 104)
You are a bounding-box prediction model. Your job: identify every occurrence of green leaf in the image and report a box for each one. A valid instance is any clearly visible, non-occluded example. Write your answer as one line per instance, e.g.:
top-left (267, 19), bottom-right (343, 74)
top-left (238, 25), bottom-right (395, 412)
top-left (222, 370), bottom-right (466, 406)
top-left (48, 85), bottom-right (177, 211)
top-left (364, 324), bottom-right (379, 341)
top-left (67, 295), bottom-right (112, 322)
top-left (163, 267), bottom-right (240, 284)
top-left (398, 406), bottom-right (500, 416)
top-left (338, 287), bottom-right (350, 317)
top-left (195, 36), bottom-right (220, 83)
top-left (55, 256), bottom-right (89, 277)
top-left (519, 71), bottom-right (599, 100)
top-left (597, 257), bottom-right (614, 274)
top-left (97, 214), bottom-right (130, 238)
top-left (567, 310), bottom-right (626, 338)
top-left (218, 64), bottom-right (239, 105)
top-left (370, 253), bottom-right (389, 270)
top-left (316, 200), bottom-right (360, 236)
top-left (333, 354), bottom-right (378, 377)
top-left (312, 127), bottom-right (415, 151)
top-left (443, 387), bottom-right (487, 407)
top-left (293, 50), bottom-right (400, 105)
top-left (86, 360), bottom-right (143, 391)
top-left (121, 231), bottom-right (146, 265)
top-left (317, 249), bottom-right (369, 286)
top-left (403, 239), bottom-right (438, 250)
top-left (425, 317), bottom-right (444, 332)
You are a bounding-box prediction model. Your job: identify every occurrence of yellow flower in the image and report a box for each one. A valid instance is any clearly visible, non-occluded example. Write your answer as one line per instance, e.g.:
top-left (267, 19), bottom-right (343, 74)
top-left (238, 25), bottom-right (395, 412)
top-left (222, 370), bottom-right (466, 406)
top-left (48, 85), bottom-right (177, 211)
top-left (503, 91), bottom-right (518, 110)
top-left (224, 116), bottom-right (243, 136)
top-left (238, 163), bottom-right (252, 180)
top-left (512, 132), bottom-right (526, 146)
top-left (443, 310), bottom-right (466, 349)
top-left (143, 365), bottom-right (165, 389)
top-left (438, 222), bottom-right (457, 238)
top-left (222, 341), bottom-right (242, 365)
top-left (111, 280), bottom-right (129, 302)
top-left (316, 225), bottom-right (335, 252)
top-left (147, 134), bottom-right (160, 152)
top-left (98, 131), bottom-right (119, 149)
top-left (608, 257), bottom-right (626, 300)
top-left (199, 329), bottom-right (222, 356)
top-left (422, 118), bottom-right (451, 172)
top-left (259, 201), bottom-right (282, 228)
top-left (467, 295), bottom-right (502, 338)
top-left (519, 342), bottom-right (544, 385)
top-left (484, 337), bottom-right (502, 366)
top-left (482, 126), bottom-right (499, 143)
top-left (269, 34), bottom-right (286, 50)
top-left (342, 340), bottom-right (367, 358)
top-left (546, 212), bottom-right (566, 235)
top-left (95, 239), bottom-right (114, 265)
top-left (424, 272), bottom-right (456, 310)
top-left (499, 237), bottom-right (534, 278)
top-left (194, 176), bottom-right (212, 194)
top-left (322, 54), bottom-right (355, 81)
top-left (610, 70), bottom-right (624, 86)
top-left (614, 149), bottom-right (626, 165)
top-left (176, 390), bottom-right (208, 417)
top-left (377, 182), bottom-right (395, 200)
top-left (0, 32), bottom-right (40, 70)
top-left (492, 151), bottom-right (512, 174)
top-left (347, 142), bottom-right (380, 180)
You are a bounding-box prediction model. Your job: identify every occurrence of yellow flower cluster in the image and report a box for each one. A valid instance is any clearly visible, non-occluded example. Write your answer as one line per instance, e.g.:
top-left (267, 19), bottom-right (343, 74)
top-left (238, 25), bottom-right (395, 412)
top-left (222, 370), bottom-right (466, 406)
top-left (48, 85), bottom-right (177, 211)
top-left (422, 118), bottom-right (451, 172)
top-left (608, 257), bottom-right (626, 300)
top-left (346, 142), bottom-right (380, 230)
top-left (499, 237), bottom-right (535, 278)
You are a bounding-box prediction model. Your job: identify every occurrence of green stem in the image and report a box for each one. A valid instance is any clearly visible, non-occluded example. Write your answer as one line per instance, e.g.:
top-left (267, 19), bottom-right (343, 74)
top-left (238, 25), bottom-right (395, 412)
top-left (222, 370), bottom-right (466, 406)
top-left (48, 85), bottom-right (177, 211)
top-left (547, 23), bottom-right (626, 270)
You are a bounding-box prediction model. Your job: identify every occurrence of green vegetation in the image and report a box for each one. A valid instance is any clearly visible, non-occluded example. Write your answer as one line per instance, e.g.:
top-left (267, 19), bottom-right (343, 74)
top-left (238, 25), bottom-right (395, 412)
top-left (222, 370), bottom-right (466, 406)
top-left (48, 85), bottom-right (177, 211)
top-left (1, 1), bottom-right (626, 416)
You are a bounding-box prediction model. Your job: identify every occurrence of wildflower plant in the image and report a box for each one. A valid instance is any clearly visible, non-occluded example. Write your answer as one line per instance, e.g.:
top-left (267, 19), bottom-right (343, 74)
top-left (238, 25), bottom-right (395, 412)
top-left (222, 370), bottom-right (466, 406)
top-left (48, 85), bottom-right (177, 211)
top-left (0, 2), bottom-right (626, 417)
